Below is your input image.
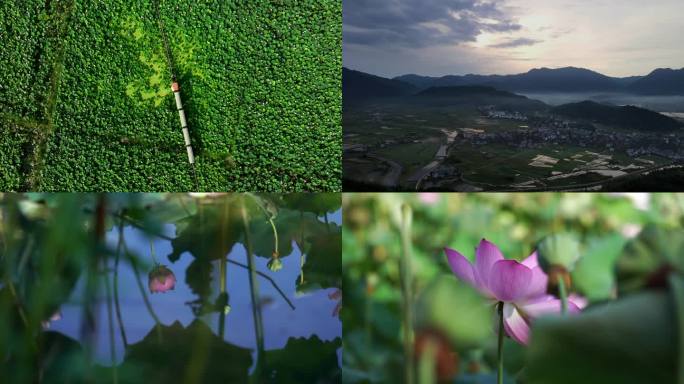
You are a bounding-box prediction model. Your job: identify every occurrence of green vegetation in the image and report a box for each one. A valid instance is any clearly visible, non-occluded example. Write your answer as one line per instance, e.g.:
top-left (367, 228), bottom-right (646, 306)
top-left (1, 0), bottom-right (341, 191)
top-left (553, 101), bottom-right (682, 131)
top-left (343, 193), bottom-right (684, 383)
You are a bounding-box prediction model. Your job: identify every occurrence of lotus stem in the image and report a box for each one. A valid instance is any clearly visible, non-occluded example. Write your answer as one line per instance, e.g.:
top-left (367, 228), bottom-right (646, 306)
top-left (497, 301), bottom-right (504, 384)
top-left (558, 276), bottom-right (568, 315)
top-left (103, 255), bottom-right (118, 384)
top-left (149, 240), bottom-right (158, 265)
top-left (400, 204), bottom-right (415, 384)
top-left (122, 235), bottom-right (163, 342)
top-left (242, 201), bottom-right (265, 383)
top-left (418, 338), bottom-right (437, 384)
top-left (114, 221), bottom-right (129, 348)
top-left (218, 257), bottom-right (227, 338)
top-left (268, 216), bottom-right (279, 257)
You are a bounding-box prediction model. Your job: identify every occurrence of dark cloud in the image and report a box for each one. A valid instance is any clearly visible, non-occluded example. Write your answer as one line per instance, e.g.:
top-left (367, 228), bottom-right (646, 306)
top-left (489, 37), bottom-right (542, 48)
top-left (343, 0), bottom-right (521, 48)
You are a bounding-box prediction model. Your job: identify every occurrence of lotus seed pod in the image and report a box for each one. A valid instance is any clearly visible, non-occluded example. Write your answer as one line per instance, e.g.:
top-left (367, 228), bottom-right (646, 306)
top-left (537, 233), bottom-right (581, 272)
top-left (267, 258), bottom-right (283, 272)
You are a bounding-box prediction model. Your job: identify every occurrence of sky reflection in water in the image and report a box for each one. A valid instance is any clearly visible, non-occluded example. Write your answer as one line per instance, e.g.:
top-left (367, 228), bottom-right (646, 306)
top-left (49, 210), bottom-right (342, 369)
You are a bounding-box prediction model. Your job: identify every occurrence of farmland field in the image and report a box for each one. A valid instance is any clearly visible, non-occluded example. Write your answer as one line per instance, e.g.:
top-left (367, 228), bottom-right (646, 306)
top-left (1, 0), bottom-right (341, 191)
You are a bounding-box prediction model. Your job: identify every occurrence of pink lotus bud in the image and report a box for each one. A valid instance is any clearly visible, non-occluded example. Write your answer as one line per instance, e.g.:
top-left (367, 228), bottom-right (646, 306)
top-left (148, 265), bottom-right (176, 293)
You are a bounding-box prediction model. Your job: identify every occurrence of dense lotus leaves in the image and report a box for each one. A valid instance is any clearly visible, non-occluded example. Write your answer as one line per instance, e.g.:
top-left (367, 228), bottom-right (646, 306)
top-left (526, 287), bottom-right (679, 384)
top-left (119, 320), bottom-right (252, 384)
top-left (0, 0), bottom-right (69, 121)
top-left (414, 276), bottom-right (492, 349)
top-left (263, 335), bottom-right (341, 383)
top-left (572, 234), bottom-right (627, 301)
top-left (0, 124), bottom-right (36, 191)
top-left (617, 225), bottom-right (684, 293)
top-left (25, 0), bottom-right (342, 191)
top-left (297, 231), bottom-right (342, 292)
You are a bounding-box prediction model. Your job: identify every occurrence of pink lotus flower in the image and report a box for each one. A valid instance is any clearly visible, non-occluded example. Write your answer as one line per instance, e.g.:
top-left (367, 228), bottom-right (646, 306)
top-left (444, 239), bottom-right (583, 345)
top-left (148, 265), bottom-right (176, 293)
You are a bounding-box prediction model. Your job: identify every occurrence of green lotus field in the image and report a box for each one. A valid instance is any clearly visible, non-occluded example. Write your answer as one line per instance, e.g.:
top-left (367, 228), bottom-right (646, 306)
top-left (0, 0), bottom-right (341, 191)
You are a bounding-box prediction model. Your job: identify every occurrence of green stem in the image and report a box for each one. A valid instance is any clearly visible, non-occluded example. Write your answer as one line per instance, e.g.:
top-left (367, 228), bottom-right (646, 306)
top-left (498, 302), bottom-right (504, 384)
top-left (418, 338), bottom-right (437, 384)
top-left (114, 222), bottom-right (129, 349)
top-left (149, 240), bottom-right (158, 265)
top-left (104, 256), bottom-right (118, 384)
top-left (242, 202), bottom-right (265, 383)
top-left (324, 212), bottom-right (331, 233)
top-left (218, 257), bottom-right (227, 338)
top-left (400, 204), bottom-right (415, 384)
top-left (558, 277), bottom-right (568, 315)
top-left (268, 217), bottom-right (279, 255)
top-left (122, 236), bottom-right (163, 342)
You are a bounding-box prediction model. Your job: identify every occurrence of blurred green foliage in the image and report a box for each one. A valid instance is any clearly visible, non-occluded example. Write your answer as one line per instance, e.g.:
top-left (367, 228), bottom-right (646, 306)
top-left (342, 193), bottom-right (684, 383)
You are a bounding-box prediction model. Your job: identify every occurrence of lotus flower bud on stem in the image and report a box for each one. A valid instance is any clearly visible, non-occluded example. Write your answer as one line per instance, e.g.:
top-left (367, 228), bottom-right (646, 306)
top-left (148, 265), bottom-right (176, 293)
top-left (536, 233), bottom-right (581, 273)
top-left (546, 265), bottom-right (572, 296)
top-left (267, 251), bottom-right (282, 272)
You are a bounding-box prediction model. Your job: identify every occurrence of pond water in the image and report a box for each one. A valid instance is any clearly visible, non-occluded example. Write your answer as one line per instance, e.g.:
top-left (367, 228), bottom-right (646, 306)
top-left (49, 211), bottom-right (341, 369)
top-left (0, 194), bottom-right (342, 383)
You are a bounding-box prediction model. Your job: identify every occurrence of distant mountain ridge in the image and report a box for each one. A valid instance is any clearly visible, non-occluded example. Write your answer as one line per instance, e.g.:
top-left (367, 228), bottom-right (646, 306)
top-left (394, 66), bottom-right (684, 95)
top-left (342, 68), bottom-right (416, 102)
top-left (552, 100), bottom-right (682, 131)
top-left (416, 85), bottom-right (526, 99)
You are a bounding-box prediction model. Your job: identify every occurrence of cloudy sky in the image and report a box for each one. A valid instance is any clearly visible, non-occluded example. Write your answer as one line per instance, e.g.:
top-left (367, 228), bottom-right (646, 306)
top-left (343, 0), bottom-right (684, 78)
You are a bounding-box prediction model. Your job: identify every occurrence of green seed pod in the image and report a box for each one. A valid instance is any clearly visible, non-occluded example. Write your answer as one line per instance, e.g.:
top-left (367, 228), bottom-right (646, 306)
top-left (267, 258), bottom-right (283, 272)
top-left (537, 233), bottom-right (581, 272)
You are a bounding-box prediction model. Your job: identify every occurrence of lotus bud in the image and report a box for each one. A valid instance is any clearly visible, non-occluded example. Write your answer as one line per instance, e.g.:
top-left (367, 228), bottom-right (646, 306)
top-left (537, 233), bottom-right (581, 272)
top-left (148, 265), bottom-right (176, 293)
top-left (267, 253), bottom-right (283, 272)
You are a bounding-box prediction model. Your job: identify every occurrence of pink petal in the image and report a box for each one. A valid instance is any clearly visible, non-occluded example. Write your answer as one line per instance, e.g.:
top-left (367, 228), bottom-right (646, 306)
top-left (419, 193), bottom-right (440, 204)
top-left (520, 295), bottom-right (581, 317)
top-left (444, 247), bottom-right (477, 288)
top-left (521, 251), bottom-right (538, 268)
top-left (569, 294), bottom-right (588, 309)
top-left (489, 260), bottom-right (532, 302)
top-left (502, 302), bottom-right (530, 345)
top-left (523, 267), bottom-right (548, 299)
top-left (474, 239), bottom-right (504, 291)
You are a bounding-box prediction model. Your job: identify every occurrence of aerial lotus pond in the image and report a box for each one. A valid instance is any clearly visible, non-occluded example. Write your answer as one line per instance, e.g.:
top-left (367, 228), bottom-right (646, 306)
top-left (342, 193), bottom-right (684, 384)
top-left (0, 0), bottom-right (341, 191)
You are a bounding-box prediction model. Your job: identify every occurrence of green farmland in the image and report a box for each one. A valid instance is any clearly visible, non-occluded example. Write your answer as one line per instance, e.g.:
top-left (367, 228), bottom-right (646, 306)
top-left (1, 0), bottom-right (341, 191)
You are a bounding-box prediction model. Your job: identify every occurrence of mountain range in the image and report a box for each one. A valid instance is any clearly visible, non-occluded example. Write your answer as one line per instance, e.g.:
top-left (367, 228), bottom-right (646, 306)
top-left (342, 68), bottom-right (417, 100)
top-left (344, 66), bottom-right (684, 96)
top-left (342, 68), bottom-right (682, 131)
